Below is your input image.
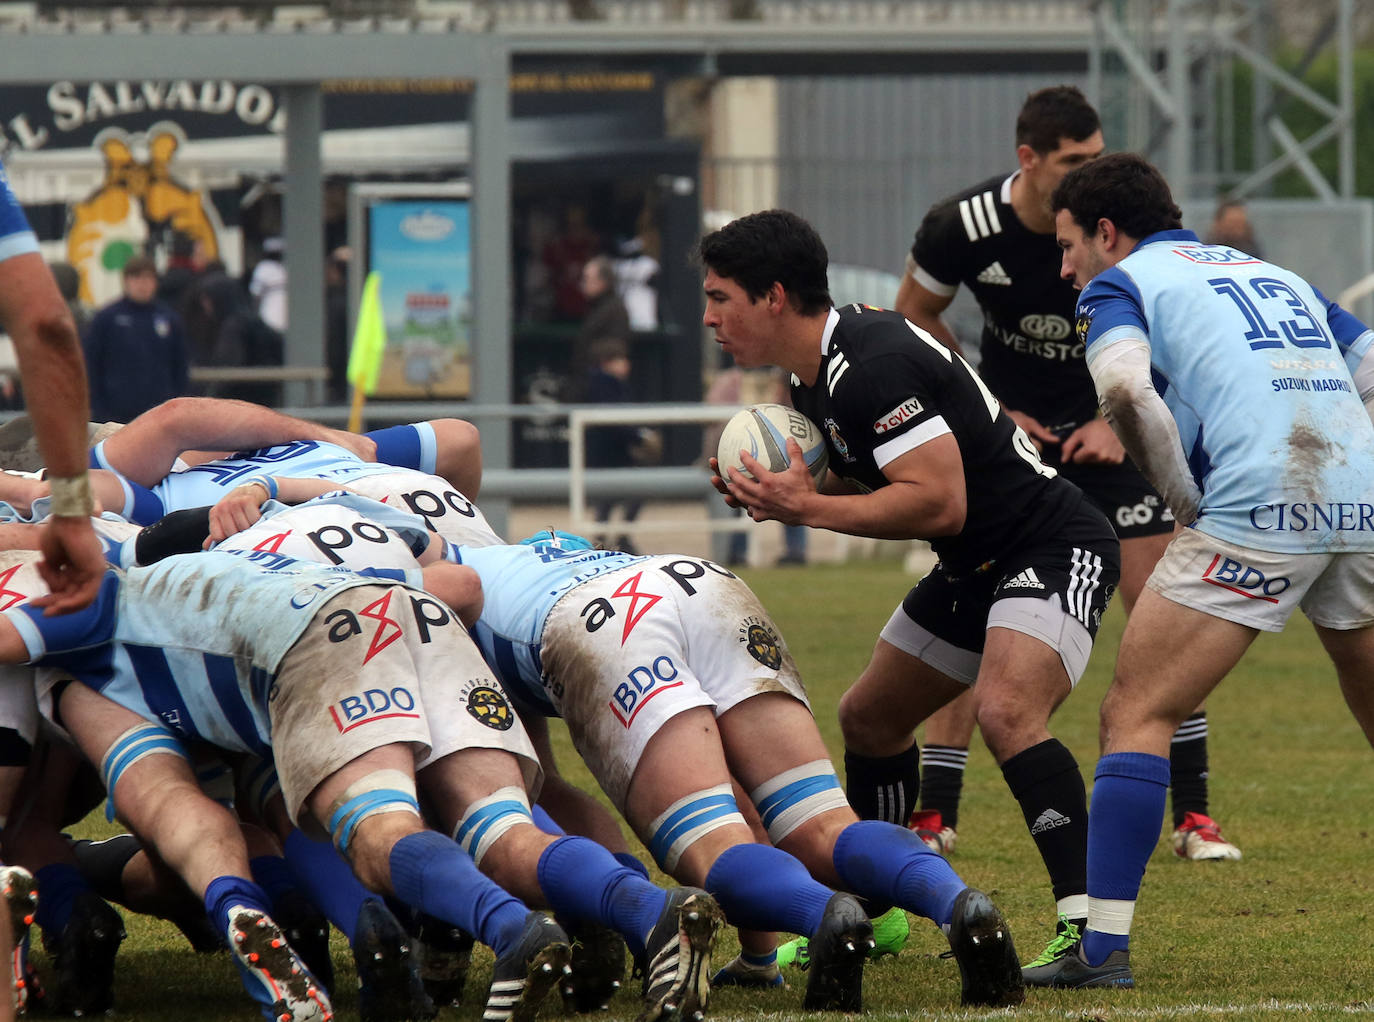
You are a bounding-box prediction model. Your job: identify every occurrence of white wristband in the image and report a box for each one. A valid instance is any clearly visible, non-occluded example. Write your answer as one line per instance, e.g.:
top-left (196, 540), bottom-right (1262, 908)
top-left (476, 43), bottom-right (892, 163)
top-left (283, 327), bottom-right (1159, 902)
top-left (48, 474), bottom-right (95, 518)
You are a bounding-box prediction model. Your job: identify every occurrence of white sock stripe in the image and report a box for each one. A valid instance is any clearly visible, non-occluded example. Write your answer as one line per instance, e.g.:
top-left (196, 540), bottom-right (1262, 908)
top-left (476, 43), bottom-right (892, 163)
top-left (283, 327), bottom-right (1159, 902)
top-left (1087, 896), bottom-right (1136, 936)
top-left (920, 748), bottom-right (970, 771)
top-left (1172, 718), bottom-right (1209, 742)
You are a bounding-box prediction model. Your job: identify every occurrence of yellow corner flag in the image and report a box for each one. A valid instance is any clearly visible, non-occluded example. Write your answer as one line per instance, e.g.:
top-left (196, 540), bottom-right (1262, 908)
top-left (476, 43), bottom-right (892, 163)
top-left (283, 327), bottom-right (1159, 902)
top-left (347, 271), bottom-right (385, 432)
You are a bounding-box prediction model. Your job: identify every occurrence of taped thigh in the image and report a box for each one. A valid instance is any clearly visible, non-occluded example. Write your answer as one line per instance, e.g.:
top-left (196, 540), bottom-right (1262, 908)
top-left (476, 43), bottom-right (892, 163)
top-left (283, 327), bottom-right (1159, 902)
top-left (326, 768), bottom-right (421, 856)
top-left (646, 783), bottom-right (747, 873)
top-left (450, 786), bottom-right (533, 867)
top-left (749, 760), bottom-right (850, 845)
top-left (98, 723), bottom-right (190, 822)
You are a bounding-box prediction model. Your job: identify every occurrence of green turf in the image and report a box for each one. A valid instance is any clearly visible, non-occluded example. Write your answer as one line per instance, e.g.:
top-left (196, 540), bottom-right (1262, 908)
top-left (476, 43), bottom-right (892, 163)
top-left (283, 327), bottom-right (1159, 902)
top-left (50, 556), bottom-right (1374, 1020)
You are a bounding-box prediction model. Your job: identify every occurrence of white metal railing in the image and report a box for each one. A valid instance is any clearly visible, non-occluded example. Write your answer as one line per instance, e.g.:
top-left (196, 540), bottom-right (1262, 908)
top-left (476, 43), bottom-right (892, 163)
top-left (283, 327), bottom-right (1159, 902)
top-left (566, 403), bottom-right (744, 537)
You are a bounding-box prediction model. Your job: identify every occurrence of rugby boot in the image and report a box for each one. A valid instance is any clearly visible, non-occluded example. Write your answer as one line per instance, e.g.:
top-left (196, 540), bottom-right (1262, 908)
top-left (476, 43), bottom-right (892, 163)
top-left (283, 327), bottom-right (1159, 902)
top-left (945, 888), bottom-right (1023, 1007)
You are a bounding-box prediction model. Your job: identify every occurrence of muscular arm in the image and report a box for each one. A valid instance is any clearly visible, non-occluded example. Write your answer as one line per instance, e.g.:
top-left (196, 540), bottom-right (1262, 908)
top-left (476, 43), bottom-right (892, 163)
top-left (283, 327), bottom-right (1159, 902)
top-left (0, 252), bottom-right (104, 612)
top-left (1350, 342), bottom-right (1374, 423)
top-left (894, 267), bottom-right (966, 359)
top-left (1088, 337), bottom-right (1201, 525)
top-left (97, 397), bottom-right (378, 488)
top-left (725, 434), bottom-right (967, 540)
top-left (419, 561), bottom-right (483, 628)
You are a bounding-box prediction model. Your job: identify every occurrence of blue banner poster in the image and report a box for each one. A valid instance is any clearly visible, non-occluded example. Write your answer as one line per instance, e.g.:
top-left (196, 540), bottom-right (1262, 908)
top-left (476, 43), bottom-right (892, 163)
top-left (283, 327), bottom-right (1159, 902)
top-left (368, 199), bottom-right (471, 398)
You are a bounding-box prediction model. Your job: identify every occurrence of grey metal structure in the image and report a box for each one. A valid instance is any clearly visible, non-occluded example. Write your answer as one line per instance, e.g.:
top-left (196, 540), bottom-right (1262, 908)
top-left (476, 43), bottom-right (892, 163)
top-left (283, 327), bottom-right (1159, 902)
top-left (0, 1), bottom-right (1360, 538)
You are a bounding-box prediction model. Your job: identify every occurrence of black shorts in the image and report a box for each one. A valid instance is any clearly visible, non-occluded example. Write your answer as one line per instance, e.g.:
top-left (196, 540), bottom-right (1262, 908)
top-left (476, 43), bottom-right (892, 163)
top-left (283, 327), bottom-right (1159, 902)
top-left (900, 498), bottom-right (1121, 656)
top-left (1050, 455), bottom-right (1173, 541)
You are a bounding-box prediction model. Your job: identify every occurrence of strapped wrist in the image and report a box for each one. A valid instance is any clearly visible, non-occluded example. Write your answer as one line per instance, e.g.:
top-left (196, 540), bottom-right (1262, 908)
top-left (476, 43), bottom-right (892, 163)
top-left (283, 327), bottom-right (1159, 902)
top-left (48, 474), bottom-right (95, 518)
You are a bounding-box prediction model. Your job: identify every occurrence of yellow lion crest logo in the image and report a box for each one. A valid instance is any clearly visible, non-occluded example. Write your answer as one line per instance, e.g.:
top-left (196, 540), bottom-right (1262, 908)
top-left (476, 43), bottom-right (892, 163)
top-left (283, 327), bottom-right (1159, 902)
top-left (67, 122), bottom-right (221, 305)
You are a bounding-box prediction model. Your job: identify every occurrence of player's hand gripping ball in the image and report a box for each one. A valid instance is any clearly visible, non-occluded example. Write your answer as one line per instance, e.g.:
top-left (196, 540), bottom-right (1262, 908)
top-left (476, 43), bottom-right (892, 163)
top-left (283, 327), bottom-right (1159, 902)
top-left (717, 403), bottom-right (829, 488)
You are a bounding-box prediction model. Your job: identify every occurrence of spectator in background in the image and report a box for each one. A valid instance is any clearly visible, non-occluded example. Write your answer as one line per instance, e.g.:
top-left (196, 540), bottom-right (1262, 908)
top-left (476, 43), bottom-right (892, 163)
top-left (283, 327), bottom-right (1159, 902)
top-left (543, 204), bottom-right (600, 323)
top-left (615, 235), bottom-right (661, 331)
top-left (584, 337), bottom-right (656, 555)
top-left (1204, 198), bottom-right (1263, 258)
top-left (567, 255), bottom-right (631, 401)
top-left (48, 261), bottom-right (89, 337)
top-left (156, 233), bottom-right (210, 318)
top-left (83, 254), bottom-right (189, 423)
top-left (324, 246), bottom-right (352, 404)
top-left (188, 271), bottom-right (283, 407)
top-left (249, 236), bottom-right (287, 333)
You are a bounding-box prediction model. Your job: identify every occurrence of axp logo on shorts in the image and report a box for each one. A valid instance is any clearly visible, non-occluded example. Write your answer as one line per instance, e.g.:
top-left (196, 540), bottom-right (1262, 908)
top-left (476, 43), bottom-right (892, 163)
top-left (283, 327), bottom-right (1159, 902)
top-left (608, 655), bottom-right (683, 729)
top-left (1200, 553), bottom-right (1290, 603)
top-left (323, 588), bottom-right (458, 663)
top-left (329, 685), bottom-right (420, 734)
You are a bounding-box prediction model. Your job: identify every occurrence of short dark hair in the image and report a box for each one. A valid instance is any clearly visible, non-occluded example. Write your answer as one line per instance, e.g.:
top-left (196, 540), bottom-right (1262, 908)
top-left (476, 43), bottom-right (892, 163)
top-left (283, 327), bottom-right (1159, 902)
top-left (1051, 152), bottom-right (1183, 240)
top-left (1016, 85), bottom-right (1101, 155)
top-left (122, 254), bottom-right (157, 278)
top-left (696, 209), bottom-right (831, 316)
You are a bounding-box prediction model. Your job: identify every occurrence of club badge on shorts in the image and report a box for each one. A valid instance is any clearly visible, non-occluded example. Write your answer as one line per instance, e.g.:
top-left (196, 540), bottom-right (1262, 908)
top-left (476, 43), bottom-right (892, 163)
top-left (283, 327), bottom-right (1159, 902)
top-left (740, 617), bottom-right (782, 669)
top-left (464, 683), bottom-right (514, 730)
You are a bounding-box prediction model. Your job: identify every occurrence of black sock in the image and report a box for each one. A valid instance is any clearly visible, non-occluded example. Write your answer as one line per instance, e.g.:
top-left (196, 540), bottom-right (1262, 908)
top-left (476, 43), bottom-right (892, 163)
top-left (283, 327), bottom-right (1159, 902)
top-left (844, 744), bottom-right (920, 825)
top-left (69, 834), bottom-right (142, 904)
top-left (1169, 711), bottom-right (1209, 826)
top-left (1000, 739), bottom-right (1087, 906)
top-left (918, 744), bottom-right (969, 828)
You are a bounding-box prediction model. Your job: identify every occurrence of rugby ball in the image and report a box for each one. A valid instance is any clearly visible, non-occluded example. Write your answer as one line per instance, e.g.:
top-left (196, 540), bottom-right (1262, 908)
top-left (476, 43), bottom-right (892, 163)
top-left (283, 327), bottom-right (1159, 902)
top-left (717, 403), bottom-right (829, 488)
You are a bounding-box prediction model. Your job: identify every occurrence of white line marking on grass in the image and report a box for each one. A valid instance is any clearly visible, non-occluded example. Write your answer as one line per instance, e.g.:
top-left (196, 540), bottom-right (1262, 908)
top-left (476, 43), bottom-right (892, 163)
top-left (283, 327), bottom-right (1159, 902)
top-left (708, 999), bottom-right (1374, 1021)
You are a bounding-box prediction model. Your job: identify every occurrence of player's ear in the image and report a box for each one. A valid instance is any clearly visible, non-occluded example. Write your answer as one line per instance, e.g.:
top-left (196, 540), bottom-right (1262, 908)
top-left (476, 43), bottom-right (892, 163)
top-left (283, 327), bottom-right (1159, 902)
top-left (1015, 143), bottom-right (1038, 173)
top-left (766, 281), bottom-right (787, 313)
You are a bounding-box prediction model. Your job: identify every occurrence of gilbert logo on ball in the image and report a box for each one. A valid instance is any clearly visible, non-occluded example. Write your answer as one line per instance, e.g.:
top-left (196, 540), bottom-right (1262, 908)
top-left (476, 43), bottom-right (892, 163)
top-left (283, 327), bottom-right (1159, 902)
top-left (717, 403), bottom-right (828, 487)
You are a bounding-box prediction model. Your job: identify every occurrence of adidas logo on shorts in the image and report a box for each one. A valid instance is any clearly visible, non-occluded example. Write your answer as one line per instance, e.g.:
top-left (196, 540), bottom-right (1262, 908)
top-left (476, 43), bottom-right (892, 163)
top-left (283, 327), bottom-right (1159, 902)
top-left (1031, 809), bottom-right (1071, 834)
top-left (976, 261), bottom-right (1012, 286)
top-left (1004, 568), bottom-right (1045, 590)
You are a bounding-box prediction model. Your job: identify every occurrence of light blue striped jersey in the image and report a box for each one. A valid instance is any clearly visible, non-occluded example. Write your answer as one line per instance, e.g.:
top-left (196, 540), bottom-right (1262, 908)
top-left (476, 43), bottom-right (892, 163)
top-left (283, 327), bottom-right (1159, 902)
top-left (212, 492), bottom-right (433, 569)
top-left (3, 549), bottom-right (421, 754)
top-left (454, 542), bottom-right (646, 713)
top-left (0, 160), bottom-right (39, 264)
top-left (1078, 228), bottom-right (1374, 552)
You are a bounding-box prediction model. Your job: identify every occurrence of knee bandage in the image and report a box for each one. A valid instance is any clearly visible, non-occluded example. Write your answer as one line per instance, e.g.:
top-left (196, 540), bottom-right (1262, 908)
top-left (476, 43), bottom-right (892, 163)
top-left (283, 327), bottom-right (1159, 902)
top-left (99, 723), bottom-right (190, 822)
top-left (326, 769), bottom-right (421, 856)
top-left (647, 784), bottom-right (746, 873)
top-left (751, 760), bottom-right (849, 845)
top-left (451, 786), bottom-right (533, 867)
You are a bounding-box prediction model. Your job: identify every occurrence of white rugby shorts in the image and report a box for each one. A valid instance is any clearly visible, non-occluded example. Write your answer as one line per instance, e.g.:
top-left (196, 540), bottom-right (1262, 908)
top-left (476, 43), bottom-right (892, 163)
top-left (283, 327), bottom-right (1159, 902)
top-left (343, 472), bottom-right (502, 548)
top-left (538, 556), bottom-right (809, 809)
top-left (270, 584), bottom-right (539, 827)
top-left (1148, 526), bottom-right (1374, 632)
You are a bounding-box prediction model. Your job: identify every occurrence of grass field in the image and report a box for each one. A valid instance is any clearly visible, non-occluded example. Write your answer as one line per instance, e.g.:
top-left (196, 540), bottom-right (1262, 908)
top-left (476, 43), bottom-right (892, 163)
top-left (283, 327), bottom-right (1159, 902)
top-left (45, 556), bottom-right (1374, 1021)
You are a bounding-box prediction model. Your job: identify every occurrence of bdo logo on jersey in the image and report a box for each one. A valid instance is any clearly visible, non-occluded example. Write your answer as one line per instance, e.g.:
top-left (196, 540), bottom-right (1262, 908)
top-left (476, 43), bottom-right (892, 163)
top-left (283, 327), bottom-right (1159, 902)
top-left (739, 617), bottom-right (782, 669)
top-left (328, 686), bottom-right (420, 734)
top-left (464, 682), bottom-right (515, 730)
top-left (609, 655), bottom-right (682, 728)
top-left (1200, 554), bottom-right (1291, 603)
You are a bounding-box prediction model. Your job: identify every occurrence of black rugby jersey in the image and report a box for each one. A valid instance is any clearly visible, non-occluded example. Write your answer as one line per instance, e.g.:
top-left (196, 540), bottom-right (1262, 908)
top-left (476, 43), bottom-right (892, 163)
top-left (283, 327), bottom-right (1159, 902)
top-left (911, 172), bottom-right (1095, 429)
top-left (790, 304), bottom-right (1084, 575)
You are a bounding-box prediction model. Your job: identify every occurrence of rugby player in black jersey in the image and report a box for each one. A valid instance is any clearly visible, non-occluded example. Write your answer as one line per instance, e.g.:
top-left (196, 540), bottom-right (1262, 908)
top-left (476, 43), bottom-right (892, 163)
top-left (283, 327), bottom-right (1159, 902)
top-left (700, 207), bottom-right (1120, 985)
top-left (894, 86), bottom-right (1240, 976)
